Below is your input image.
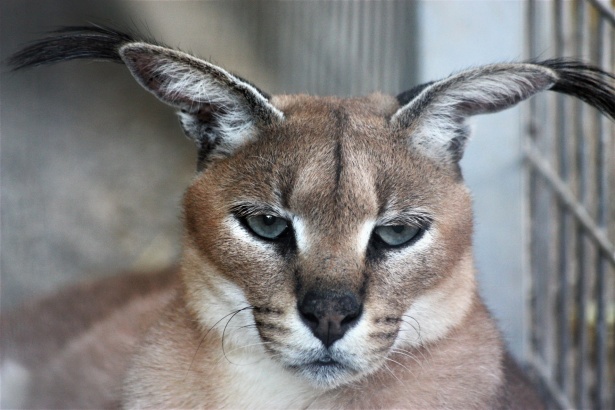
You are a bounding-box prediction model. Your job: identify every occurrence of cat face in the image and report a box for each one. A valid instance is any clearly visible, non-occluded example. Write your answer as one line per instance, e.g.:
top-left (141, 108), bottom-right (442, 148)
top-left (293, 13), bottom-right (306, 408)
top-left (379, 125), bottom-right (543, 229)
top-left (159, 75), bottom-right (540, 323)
top-left (181, 94), bottom-right (475, 387)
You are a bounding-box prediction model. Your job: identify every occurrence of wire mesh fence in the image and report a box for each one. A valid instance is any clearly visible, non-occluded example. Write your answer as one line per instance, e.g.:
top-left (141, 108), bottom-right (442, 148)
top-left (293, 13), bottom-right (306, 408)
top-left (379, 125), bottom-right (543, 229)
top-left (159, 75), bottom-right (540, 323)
top-left (524, 0), bottom-right (615, 408)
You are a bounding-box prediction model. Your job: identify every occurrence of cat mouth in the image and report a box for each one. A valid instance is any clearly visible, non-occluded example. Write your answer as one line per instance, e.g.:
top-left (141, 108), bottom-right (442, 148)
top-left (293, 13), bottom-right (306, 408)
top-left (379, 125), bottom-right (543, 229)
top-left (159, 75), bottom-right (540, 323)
top-left (291, 356), bottom-right (344, 371)
top-left (313, 354), bottom-right (336, 366)
top-left (308, 358), bottom-right (343, 372)
top-left (288, 354), bottom-right (362, 388)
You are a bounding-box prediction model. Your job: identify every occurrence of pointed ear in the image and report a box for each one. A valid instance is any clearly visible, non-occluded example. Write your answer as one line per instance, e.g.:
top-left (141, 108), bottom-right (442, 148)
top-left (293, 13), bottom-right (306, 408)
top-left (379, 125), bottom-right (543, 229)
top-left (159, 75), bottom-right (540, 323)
top-left (118, 43), bottom-right (284, 167)
top-left (392, 60), bottom-right (615, 164)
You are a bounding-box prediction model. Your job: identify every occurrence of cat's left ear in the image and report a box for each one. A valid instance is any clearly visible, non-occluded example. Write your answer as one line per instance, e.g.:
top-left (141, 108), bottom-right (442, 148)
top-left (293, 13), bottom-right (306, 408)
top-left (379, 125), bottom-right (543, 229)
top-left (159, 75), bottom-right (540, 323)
top-left (119, 43), bottom-right (284, 167)
top-left (392, 60), bottom-right (615, 164)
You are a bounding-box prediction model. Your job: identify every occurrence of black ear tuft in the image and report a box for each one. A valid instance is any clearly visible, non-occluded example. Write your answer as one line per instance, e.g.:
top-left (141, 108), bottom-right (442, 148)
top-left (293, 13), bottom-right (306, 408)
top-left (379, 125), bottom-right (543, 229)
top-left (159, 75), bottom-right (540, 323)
top-left (540, 59), bottom-right (615, 121)
top-left (8, 26), bottom-right (137, 69)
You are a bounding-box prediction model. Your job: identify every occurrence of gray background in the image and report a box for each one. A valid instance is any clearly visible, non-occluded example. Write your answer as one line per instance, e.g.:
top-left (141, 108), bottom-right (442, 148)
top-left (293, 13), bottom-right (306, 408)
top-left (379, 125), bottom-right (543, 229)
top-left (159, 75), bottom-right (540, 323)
top-left (1, 1), bottom-right (526, 358)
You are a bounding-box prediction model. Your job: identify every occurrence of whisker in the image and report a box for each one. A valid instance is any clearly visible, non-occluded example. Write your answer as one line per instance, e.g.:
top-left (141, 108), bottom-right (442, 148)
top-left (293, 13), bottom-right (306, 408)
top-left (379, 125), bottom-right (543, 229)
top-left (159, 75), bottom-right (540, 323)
top-left (382, 361), bottom-right (404, 385)
top-left (222, 340), bottom-right (273, 356)
top-left (400, 315), bottom-right (423, 343)
top-left (221, 306), bottom-right (256, 364)
top-left (217, 343), bottom-right (288, 367)
top-left (393, 335), bottom-right (432, 366)
top-left (185, 306), bottom-right (254, 378)
top-left (390, 348), bottom-right (424, 371)
top-left (387, 356), bottom-right (414, 374)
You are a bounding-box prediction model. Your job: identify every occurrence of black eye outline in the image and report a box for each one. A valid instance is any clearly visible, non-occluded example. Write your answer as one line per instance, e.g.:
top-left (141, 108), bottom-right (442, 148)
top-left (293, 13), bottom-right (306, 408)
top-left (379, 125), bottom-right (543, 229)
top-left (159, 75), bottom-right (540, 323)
top-left (368, 211), bottom-right (433, 253)
top-left (244, 214), bottom-right (290, 240)
top-left (373, 225), bottom-right (422, 247)
top-left (373, 225), bottom-right (423, 247)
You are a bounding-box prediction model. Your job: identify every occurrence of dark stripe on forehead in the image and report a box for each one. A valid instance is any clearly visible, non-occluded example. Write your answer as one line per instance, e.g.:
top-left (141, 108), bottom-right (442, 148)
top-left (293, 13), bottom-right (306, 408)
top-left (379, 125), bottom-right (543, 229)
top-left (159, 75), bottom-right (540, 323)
top-left (331, 107), bottom-right (348, 193)
top-left (334, 139), bottom-right (343, 189)
top-left (277, 163), bottom-right (298, 211)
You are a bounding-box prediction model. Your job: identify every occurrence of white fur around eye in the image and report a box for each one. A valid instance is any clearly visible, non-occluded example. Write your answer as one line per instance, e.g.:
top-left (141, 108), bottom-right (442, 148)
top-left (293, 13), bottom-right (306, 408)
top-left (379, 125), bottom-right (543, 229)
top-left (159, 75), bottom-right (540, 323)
top-left (404, 228), bottom-right (433, 253)
top-left (225, 216), bottom-right (271, 249)
top-left (357, 219), bottom-right (375, 254)
top-left (291, 216), bottom-right (310, 252)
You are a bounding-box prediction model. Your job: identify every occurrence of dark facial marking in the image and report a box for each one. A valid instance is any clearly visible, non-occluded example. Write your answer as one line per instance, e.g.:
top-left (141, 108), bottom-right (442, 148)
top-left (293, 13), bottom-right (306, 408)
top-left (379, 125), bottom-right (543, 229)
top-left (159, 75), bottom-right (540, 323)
top-left (330, 107), bottom-right (348, 194)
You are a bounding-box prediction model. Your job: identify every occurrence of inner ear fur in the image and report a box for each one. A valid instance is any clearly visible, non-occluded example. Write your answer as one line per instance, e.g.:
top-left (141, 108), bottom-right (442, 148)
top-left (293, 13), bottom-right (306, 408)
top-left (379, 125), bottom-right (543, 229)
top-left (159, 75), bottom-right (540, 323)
top-left (119, 43), bottom-right (284, 168)
top-left (393, 60), bottom-right (615, 165)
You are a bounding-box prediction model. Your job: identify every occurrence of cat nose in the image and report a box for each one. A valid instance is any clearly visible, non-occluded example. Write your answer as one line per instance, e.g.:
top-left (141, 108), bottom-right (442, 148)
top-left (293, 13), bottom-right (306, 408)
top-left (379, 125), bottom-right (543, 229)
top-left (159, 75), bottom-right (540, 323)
top-left (298, 291), bottom-right (362, 348)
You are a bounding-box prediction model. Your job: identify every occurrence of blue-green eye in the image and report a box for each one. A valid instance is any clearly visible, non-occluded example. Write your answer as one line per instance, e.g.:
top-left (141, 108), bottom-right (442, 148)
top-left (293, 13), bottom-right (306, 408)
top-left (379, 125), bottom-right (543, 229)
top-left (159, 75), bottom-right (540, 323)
top-left (373, 225), bottom-right (420, 247)
top-left (245, 215), bottom-right (289, 239)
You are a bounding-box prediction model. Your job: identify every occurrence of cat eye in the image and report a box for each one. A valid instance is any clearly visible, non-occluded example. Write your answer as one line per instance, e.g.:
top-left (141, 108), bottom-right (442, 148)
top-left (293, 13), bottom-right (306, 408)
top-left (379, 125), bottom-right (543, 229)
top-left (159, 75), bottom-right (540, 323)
top-left (245, 214), bottom-right (289, 240)
top-left (373, 225), bottom-right (421, 247)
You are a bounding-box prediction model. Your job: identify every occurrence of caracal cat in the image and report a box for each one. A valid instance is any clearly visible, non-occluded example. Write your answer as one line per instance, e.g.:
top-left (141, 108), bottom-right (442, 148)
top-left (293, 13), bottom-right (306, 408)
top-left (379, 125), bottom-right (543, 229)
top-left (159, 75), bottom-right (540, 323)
top-left (3, 26), bottom-right (614, 409)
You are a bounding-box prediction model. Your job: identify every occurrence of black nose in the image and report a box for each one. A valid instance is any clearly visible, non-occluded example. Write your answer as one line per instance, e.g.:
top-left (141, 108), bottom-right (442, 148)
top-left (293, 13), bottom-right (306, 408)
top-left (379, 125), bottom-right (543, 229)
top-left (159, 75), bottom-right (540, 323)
top-left (298, 291), bottom-right (362, 348)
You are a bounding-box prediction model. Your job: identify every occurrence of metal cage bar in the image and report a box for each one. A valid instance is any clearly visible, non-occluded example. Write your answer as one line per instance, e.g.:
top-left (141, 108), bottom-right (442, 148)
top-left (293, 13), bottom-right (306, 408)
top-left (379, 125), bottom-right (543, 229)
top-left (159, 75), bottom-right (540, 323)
top-left (525, 0), bottom-right (615, 408)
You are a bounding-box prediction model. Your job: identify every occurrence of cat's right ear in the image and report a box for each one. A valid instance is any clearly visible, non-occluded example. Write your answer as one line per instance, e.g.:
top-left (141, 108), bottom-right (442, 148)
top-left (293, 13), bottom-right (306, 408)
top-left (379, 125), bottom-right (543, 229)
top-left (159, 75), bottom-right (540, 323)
top-left (10, 26), bottom-right (284, 169)
top-left (392, 61), bottom-right (615, 165)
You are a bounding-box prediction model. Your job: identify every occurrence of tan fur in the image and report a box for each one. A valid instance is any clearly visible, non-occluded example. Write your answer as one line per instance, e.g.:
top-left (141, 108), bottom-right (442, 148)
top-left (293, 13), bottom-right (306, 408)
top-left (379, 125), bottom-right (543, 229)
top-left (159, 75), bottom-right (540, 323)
top-left (2, 94), bottom-right (544, 409)
top-left (1, 269), bottom-right (178, 409)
